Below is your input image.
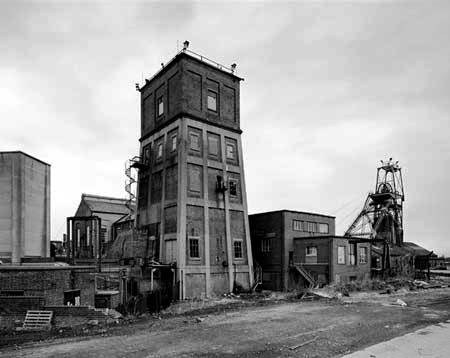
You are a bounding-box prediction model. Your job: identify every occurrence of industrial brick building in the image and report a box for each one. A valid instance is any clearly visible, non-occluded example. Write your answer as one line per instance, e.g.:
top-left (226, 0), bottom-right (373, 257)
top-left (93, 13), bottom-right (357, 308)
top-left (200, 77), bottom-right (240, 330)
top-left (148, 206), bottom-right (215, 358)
top-left (249, 210), bottom-right (335, 291)
top-left (0, 151), bottom-right (51, 263)
top-left (135, 44), bottom-right (253, 298)
top-left (66, 194), bottom-right (133, 262)
top-left (292, 236), bottom-right (371, 286)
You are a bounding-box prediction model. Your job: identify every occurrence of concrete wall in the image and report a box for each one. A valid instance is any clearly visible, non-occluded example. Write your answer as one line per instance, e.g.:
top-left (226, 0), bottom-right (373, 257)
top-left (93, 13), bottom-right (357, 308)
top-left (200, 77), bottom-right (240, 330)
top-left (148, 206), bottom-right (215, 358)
top-left (0, 152), bottom-right (50, 263)
top-left (0, 266), bottom-right (96, 306)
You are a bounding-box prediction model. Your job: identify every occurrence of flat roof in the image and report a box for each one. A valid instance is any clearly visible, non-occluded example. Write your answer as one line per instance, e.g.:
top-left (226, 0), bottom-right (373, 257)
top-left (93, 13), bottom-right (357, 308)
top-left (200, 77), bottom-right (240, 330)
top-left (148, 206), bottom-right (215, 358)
top-left (249, 209), bottom-right (335, 219)
top-left (139, 50), bottom-right (243, 92)
top-left (0, 151), bottom-right (51, 166)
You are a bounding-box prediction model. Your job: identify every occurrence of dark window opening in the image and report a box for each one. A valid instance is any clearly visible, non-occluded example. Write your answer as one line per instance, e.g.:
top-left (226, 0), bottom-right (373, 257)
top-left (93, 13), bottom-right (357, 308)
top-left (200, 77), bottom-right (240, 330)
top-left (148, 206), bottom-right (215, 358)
top-left (229, 179), bottom-right (238, 196)
top-left (234, 240), bottom-right (243, 259)
top-left (189, 237), bottom-right (200, 258)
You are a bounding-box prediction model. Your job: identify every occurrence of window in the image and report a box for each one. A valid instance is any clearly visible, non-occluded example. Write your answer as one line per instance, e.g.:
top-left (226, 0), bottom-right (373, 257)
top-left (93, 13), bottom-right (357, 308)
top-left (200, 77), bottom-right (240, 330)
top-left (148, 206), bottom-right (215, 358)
top-left (171, 135), bottom-right (177, 152)
top-left (189, 237), bottom-right (200, 258)
top-left (229, 179), bottom-right (238, 196)
top-left (190, 133), bottom-right (200, 151)
top-left (207, 90), bottom-right (217, 112)
top-left (261, 239), bottom-right (271, 253)
top-left (208, 133), bottom-right (220, 158)
top-left (306, 246), bottom-right (317, 256)
top-left (349, 243), bottom-right (356, 265)
top-left (293, 220), bottom-right (303, 231)
top-left (234, 239), bottom-right (243, 259)
top-left (188, 165), bottom-right (202, 193)
top-left (359, 247), bottom-right (368, 264)
top-left (157, 143), bottom-right (163, 159)
top-left (306, 221), bottom-right (317, 233)
top-left (337, 246), bottom-right (346, 264)
top-left (226, 144), bottom-right (234, 159)
top-left (143, 144), bottom-right (151, 165)
top-left (157, 96), bottom-right (164, 116)
top-left (318, 223), bottom-right (329, 234)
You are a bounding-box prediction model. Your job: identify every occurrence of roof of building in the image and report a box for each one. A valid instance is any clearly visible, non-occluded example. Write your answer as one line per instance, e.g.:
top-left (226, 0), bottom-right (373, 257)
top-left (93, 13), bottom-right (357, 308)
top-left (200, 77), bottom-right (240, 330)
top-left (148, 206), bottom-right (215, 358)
top-left (139, 49), bottom-right (243, 93)
top-left (402, 242), bottom-right (432, 257)
top-left (81, 194), bottom-right (135, 215)
top-left (249, 209), bottom-right (335, 219)
top-left (0, 151), bottom-right (51, 166)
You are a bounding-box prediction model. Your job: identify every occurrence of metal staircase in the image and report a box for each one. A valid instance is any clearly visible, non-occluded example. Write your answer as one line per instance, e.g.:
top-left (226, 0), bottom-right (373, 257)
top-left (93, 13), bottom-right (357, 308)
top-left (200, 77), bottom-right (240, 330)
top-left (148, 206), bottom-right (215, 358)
top-left (291, 264), bottom-right (316, 288)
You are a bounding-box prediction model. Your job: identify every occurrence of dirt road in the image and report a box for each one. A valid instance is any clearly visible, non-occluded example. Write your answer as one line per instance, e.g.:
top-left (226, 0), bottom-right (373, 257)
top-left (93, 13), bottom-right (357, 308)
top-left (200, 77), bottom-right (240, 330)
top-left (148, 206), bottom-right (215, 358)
top-left (3, 289), bottom-right (450, 358)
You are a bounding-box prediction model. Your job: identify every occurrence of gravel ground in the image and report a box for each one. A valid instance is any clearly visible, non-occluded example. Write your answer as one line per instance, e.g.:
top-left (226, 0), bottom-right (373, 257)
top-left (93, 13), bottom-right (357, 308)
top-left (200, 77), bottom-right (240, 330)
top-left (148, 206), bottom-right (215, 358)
top-left (2, 288), bottom-right (450, 358)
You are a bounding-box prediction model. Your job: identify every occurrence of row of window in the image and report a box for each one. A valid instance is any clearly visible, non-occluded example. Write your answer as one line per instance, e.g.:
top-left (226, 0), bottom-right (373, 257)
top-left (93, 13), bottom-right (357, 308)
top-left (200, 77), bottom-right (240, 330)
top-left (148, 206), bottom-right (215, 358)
top-left (189, 128), bottom-right (238, 163)
top-left (142, 129), bottom-right (239, 164)
top-left (292, 220), bottom-right (329, 234)
top-left (188, 236), bottom-right (243, 259)
top-left (155, 84), bottom-right (218, 118)
top-left (304, 245), bottom-right (368, 265)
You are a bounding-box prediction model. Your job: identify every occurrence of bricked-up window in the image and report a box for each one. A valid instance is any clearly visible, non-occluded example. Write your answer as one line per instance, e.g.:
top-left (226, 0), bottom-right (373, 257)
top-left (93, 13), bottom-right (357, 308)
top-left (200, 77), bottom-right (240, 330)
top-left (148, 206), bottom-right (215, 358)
top-left (189, 236), bottom-right (200, 258)
top-left (233, 239), bottom-right (243, 259)
top-left (207, 90), bottom-right (217, 112)
top-left (157, 96), bottom-right (164, 116)
top-left (261, 239), bottom-right (271, 253)
top-left (338, 246), bottom-right (346, 264)
top-left (293, 220), bottom-right (303, 231)
top-left (229, 179), bottom-right (238, 197)
top-left (306, 246), bottom-right (317, 256)
top-left (188, 165), bottom-right (202, 193)
top-left (157, 143), bottom-right (163, 160)
top-left (207, 133), bottom-right (220, 159)
top-left (190, 133), bottom-right (200, 151)
top-left (359, 246), bottom-right (368, 264)
top-left (318, 223), bottom-right (329, 234)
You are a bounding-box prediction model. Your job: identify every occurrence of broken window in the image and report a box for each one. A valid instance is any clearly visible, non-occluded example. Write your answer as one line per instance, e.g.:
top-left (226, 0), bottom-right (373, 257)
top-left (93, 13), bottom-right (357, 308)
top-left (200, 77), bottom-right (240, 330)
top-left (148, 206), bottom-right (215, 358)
top-left (233, 239), bottom-right (243, 259)
top-left (306, 246), bottom-right (317, 256)
top-left (229, 179), bottom-right (238, 197)
top-left (189, 236), bottom-right (200, 258)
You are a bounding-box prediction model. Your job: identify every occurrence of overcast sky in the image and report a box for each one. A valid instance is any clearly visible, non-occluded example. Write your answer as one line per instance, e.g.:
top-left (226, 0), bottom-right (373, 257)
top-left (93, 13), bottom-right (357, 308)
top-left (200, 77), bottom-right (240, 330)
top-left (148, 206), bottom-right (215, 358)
top-left (1, 1), bottom-right (449, 255)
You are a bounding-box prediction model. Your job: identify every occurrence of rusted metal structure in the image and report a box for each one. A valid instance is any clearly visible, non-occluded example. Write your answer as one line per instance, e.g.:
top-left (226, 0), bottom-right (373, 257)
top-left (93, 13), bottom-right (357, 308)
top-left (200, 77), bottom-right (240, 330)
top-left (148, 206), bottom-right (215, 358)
top-left (345, 158), bottom-right (405, 274)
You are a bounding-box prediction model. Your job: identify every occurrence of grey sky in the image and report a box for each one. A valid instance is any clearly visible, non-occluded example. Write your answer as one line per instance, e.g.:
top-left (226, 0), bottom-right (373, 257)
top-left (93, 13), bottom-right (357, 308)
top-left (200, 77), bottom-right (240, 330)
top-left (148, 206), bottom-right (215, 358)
top-left (1, 1), bottom-right (449, 255)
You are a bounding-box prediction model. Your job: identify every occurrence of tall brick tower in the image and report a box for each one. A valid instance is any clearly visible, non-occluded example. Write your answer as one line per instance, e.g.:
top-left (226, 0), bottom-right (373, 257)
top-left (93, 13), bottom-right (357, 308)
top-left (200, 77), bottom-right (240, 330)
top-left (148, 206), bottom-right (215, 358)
top-left (136, 43), bottom-right (253, 298)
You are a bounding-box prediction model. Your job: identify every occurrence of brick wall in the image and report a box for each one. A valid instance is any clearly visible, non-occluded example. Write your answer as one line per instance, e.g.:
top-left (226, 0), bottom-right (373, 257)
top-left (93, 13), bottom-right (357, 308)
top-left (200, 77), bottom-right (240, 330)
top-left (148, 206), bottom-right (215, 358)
top-left (0, 267), bottom-right (96, 306)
